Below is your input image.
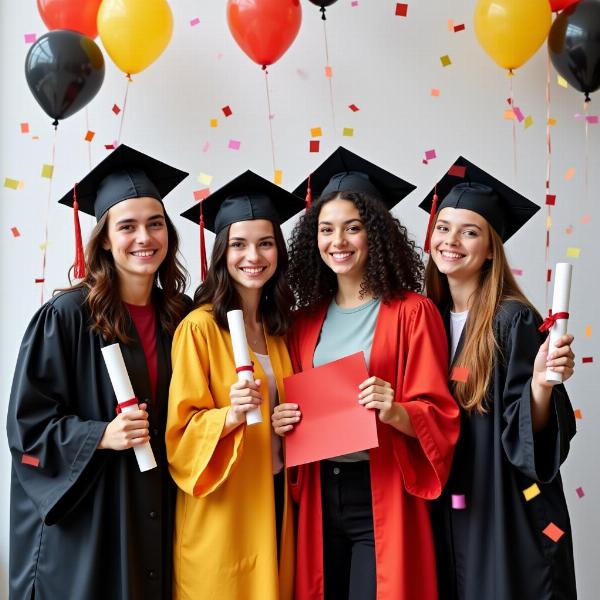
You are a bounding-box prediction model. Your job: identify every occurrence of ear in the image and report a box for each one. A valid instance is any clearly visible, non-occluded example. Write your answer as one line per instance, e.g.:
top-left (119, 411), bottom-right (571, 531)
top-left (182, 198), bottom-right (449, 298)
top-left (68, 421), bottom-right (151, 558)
top-left (101, 236), bottom-right (111, 251)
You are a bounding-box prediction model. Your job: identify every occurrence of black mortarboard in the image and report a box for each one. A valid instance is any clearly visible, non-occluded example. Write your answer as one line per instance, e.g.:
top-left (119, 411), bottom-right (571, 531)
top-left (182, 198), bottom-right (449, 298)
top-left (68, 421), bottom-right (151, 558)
top-left (292, 146), bottom-right (416, 210)
top-left (58, 144), bottom-right (189, 220)
top-left (419, 156), bottom-right (540, 251)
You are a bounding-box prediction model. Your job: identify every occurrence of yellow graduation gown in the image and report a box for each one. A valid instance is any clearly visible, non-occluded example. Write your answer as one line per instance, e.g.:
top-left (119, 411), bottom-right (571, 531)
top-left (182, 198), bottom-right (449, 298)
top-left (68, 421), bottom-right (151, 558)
top-left (166, 305), bottom-right (294, 600)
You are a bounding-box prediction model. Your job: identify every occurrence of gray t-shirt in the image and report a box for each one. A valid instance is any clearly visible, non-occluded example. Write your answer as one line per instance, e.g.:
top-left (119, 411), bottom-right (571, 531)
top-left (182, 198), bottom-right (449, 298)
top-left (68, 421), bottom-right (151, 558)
top-left (313, 297), bottom-right (381, 462)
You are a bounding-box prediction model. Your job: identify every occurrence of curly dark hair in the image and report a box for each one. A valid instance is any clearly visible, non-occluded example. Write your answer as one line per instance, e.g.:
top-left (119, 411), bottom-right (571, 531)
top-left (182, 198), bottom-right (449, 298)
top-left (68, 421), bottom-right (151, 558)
top-left (287, 191), bottom-right (424, 309)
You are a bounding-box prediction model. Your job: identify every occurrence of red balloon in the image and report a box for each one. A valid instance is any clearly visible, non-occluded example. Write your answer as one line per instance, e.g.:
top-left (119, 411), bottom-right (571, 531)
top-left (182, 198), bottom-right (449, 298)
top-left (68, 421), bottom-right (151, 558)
top-left (227, 0), bottom-right (302, 68)
top-left (549, 0), bottom-right (579, 12)
top-left (37, 0), bottom-right (103, 39)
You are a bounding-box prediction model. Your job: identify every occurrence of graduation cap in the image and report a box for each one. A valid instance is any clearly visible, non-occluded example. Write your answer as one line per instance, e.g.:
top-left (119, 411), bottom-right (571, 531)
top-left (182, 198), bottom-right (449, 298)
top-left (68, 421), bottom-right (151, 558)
top-left (419, 156), bottom-right (540, 252)
top-left (292, 146), bottom-right (416, 210)
top-left (57, 145), bottom-right (188, 278)
top-left (180, 170), bottom-right (305, 281)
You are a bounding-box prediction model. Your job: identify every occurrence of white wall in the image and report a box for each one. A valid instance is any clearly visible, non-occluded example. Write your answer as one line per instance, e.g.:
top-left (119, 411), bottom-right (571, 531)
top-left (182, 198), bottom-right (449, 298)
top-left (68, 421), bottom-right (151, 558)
top-left (1, 1), bottom-right (597, 598)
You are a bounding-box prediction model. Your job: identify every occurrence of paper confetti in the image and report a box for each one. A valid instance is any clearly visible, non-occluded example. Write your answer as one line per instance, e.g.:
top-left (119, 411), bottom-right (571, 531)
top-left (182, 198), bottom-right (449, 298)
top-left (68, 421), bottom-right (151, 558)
top-left (395, 3), bottom-right (408, 17)
top-left (325, 65), bottom-right (333, 78)
top-left (197, 173), bottom-right (213, 186)
top-left (343, 127), bottom-right (355, 137)
top-left (585, 325), bottom-right (592, 337)
top-left (310, 140), bottom-right (320, 153)
top-left (547, 215), bottom-right (553, 230)
top-left (10, 227), bottom-right (21, 237)
top-left (504, 110), bottom-right (516, 120)
top-left (222, 105), bottom-right (232, 117)
top-left (524, 115), bottom-right (533, 129)
top-left (440, 55), bottom-right (452, 67)
top-left (112, 104), bottom-right (121, 115)
top-left (274, 170), bottom-right (283, 185)
top-left (582, 356), bottom-right (593, 364)
top-left (565, 225), bottom-right (574, 235)
top-left (228, 139), bottom-right (241, 151)
top-left (210, 118), bottom-right (218, 128)
top-left (512, 107), bottom-right (525, 122)
top-left (310, 127), bottom-right (323, 138)
top-left (448, 165), bottom-right (466, 178)
top-left (564, 167), bottom-right (575, 180)
top-left (523, 483), bottom-right (541, 501)
top-left (4, 178), bottom-right (20, 190)
top-left (566, 247), bottom-right (580, 258)
top-left (351, 0), bottom-right (359, 6)
top-left (85, 130), bottom-right (95, 142)
top-left (21, 454), bottom-right (40, 467)
top-left (453, 24), bottom-right (466, 32)
top-left (41, 164), bottom-right (54, 179)
top-left (24, 33), bottom-right (37, 44)
top-left (193, 189), bottom-right (210, 201)
top-left (431, 88), bottom-right (441, 97)
top-left (202, 142), bottom-right (210, 153)
top-left (576, 487), bottom-right (585, 498)
top-left (586, 115), bottom-right (599, 124)
top-left (451, 494), bottom-right (466, 509)
top-left (511, 268), bottom-right (523, 276)
top-left (190, 17), bottom-right (200, 26)
top-left (447, 19), bottom-right (455, 31)
top-left (39, 241), bottom-right (49, 251)
top-left (20, 123), bottom-right (29, 134)
top-left (543, 523), bottom-right (565, 543)
top-left (546, 195), bottom-right (556, 206)
top-left (557, 75), bottom-right (568, 88)
top-left (574, 408), bottom-right (582, 419)
top-left (34, 278), bottom-right (45, 283)
top-left (451, 366), bottom-right (469, 383)
top-left (349, 104), bottom-right (360, 112)
top-left (425, 149), bottom-right (437, 160)
top-left (548, 118), bottom-right (557, 126)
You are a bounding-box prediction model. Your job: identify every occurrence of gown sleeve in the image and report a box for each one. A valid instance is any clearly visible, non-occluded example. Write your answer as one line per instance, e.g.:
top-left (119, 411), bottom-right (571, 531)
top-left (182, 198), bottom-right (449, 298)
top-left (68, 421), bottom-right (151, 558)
top-left (6, 301), bottom-right (108, 525)
top-left (393, 298), bottom-right (461, 499)
top-left (500, 306), bottom-right (576, 482)
top-left (166, 317), bottom-right (245, 497)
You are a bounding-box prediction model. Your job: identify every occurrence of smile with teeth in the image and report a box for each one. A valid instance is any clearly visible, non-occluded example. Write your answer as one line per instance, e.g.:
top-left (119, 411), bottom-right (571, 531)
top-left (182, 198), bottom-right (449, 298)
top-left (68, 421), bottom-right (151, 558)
top-left (330, 251), bottom-right (353, 260)
top-left (130, 250), bottom-right (157, 257)
top-left (440, 250), bottom-right (465, 259)
top-left (239, 266), bottom-right (267, 275)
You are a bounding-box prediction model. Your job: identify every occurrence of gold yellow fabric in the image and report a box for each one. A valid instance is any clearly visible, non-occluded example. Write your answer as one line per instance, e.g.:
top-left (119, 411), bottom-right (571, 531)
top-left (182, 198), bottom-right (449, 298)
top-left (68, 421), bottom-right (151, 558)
top-left (166, 305), bottom-right (294, 600)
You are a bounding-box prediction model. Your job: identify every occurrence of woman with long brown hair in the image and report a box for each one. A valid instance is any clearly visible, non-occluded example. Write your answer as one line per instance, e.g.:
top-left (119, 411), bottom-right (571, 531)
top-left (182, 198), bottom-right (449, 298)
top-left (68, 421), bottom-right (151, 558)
top-left (7, 146), bottom-right (190, 600)
top-left (422, 157), bottom-right (577, 600)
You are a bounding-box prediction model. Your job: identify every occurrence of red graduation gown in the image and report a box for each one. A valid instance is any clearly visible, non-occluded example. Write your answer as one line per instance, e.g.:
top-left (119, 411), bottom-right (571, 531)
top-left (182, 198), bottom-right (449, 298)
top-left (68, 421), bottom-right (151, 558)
top-left (287, 292), bottom-right (460, 600)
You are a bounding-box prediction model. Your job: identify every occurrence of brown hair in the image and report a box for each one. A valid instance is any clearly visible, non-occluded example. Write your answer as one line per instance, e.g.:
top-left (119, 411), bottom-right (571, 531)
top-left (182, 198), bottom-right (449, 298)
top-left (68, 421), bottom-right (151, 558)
top-left (425, 226), bottom-right (535, 413)
top-left (61, 209), bottom-right (189, 344)
top-left (193, 221), bottom-right (293, 336)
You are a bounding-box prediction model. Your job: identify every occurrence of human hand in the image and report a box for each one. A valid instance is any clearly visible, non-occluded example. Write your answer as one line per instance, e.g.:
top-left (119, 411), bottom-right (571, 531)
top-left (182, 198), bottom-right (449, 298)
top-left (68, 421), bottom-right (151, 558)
top-left (226, 379), bottom-right (263, 429)
top-left (272, 403), bottom-right (301, 437)
top-left (534, 334), bottom-right (575, 387)
top-left (358, 376), bottom-right (397, 424)
top-left (98, 403), bottom-right (150, 450)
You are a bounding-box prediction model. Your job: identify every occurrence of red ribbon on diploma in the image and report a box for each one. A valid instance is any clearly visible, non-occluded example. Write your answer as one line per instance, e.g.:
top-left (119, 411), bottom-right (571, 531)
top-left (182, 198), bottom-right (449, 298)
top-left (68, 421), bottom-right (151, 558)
top-left (236, 365), bottom-right (253, 374)
top-left (538, 310), bottom-right (569, 332)
top-left (115, 397), bottom-right (139, 414)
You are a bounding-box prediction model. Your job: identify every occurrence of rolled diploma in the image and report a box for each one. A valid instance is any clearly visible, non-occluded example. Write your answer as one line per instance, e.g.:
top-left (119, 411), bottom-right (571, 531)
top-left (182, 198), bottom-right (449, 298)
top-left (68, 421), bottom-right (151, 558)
top-left (101, 343), bottom-right (157, 471)
top-left (546, 263), bottom-right (573, 384)
top-left (227, 310), bottom-right (262, 425)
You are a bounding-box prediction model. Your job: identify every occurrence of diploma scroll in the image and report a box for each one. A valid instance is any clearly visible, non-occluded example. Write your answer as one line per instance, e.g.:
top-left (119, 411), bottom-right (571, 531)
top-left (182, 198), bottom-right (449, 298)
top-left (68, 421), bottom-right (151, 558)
top-left (101, 343), bottom-right (157, 472)
top-left (227, 310), bottom-right (262, 425)
top-left (546, 263), bottom-right (573, 384)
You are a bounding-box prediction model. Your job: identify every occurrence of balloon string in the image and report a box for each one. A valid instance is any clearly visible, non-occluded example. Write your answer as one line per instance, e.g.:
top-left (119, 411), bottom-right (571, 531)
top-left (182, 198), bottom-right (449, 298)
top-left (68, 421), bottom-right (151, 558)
top-left (117, 75), bottom-right (131, 146)
top-left (509, 71), bottom-right (517, 180)
top-left (323, 19), bottom-right (337, 142)
top-left (40, 128), bottom-right (58, 305)
top-left (544, 53), bottom-right (552, 309)
top-left (584, 99), bottom-right (589, 206)
top-left (264, 70), bottom-right (277, 177)
top-left (85, 107), bottom-right (92, 171)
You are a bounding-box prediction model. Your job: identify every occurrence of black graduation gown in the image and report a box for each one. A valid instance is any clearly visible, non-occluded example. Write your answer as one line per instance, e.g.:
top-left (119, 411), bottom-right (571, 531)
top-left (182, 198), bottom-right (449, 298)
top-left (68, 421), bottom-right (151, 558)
top-left (432, 300), bottom-right (577, 600)
top-left (7, 288), bottom-right (177, 600)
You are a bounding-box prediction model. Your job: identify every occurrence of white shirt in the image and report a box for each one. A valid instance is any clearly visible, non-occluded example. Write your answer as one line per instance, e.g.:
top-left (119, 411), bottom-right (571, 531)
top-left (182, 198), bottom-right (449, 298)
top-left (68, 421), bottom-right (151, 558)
top-left (450, 309), bottom-right (469, 361)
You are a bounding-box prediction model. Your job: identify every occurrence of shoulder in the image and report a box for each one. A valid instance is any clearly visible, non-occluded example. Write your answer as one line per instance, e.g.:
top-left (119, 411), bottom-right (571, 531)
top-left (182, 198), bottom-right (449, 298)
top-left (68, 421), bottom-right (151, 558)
top-left (46, 287), bottom-right (88, 315)
top-left (495, 299), bottom-right (539, 328)
top-left (383, 291), bottom-right (439, 316)
top-left (177, 304), bottom-right (222, 336)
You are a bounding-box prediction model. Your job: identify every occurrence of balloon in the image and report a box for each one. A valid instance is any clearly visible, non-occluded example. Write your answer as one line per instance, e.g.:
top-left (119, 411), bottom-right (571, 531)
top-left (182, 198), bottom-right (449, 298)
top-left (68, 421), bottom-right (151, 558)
top-left (549, 0), bottom-right (579, 11)
top-left (37, 0), bottom-right (103, 39)
top-left (227, 0), bottom-right (302, 69)
top-left (25, 30), bottom-right (105, 125)
top-left (308, 0), bottom-right (339, 19)
top-left (98, 0), bottom-right (173, 75)
top-left (549, 0), bottom-right (600, 100)
top-left (474, 0), bottom-right (552, 71)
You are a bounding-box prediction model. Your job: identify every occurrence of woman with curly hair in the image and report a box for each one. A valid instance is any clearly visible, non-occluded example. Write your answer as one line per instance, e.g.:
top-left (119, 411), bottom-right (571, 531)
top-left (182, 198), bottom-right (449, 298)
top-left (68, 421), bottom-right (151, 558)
top-left (7, 145), bottom-right (190, 600)
top-left (272, 148), bottom-right (461, 600)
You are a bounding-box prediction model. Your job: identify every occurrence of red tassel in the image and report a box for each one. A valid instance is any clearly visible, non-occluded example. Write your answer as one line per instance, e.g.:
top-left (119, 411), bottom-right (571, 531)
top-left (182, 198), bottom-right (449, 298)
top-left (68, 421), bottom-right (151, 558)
top-left (72, 183), bottom-right (86, 279)
top-left (199, 209), bottom-right (208, 283)
top-left (423, 190), bottom-right (439, 254)
top-left (305, 174), bottom-right (312, 210)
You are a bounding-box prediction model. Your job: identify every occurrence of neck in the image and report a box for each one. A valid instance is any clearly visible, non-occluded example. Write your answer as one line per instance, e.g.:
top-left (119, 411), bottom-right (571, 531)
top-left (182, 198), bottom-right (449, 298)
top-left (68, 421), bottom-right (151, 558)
top-left (447, 274), bottom-right (478, 312)
top-left (119, 275), bottom-right (154, 306)
top-left (238, 287), bottom-right (262, 325)
top-left (335, 274), bottom-right (373, 308)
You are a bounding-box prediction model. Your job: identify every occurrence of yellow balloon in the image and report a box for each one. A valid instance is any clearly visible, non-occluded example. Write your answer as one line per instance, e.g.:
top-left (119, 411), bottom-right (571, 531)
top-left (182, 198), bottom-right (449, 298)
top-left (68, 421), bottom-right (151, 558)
top-left (474, 0), bottom-right (552, 71)
top-left (98, 0), bottom-right (173, 75)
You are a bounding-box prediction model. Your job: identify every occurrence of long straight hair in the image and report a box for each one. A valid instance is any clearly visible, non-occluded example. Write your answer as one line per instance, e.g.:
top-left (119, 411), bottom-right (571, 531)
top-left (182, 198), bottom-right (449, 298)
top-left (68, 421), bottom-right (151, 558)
top-left (193, 221), bottom-right (293, 336)
top-left (425, 226), bottom-right (536, 413)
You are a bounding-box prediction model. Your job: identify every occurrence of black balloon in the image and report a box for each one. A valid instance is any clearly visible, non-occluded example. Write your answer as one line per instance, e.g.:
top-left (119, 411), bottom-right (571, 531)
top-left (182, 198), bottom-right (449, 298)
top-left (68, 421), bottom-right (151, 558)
top-left (307, 0), bottom-right (339, 19)
top-left (548, 0), bottom-right (600, 101)
top-left (25, 29), bottom-right (105, 125)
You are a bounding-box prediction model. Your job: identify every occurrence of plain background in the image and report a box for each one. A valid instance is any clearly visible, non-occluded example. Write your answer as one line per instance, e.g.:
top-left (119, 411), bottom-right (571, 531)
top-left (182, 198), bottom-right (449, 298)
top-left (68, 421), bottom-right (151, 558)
top-left (1, 1), bottom-right (597, 598)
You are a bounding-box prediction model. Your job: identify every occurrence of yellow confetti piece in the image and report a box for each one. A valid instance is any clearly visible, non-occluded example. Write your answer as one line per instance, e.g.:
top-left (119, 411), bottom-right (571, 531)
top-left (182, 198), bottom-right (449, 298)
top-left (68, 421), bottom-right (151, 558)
top-left (566, 247), bottom-right (580, 258)
top-left (557, 75), bottom-right (568, 88)
top-left (523, 483), bottom-right (541, 501)
top-left (504, 110), bottom-right (516, 120)
top-left (310, 127), bottom-right (322, 138)
top-left (546, 215), bottom-right (552, 230)
top-left (274, 170), bottom-right (282, 185)
top-left (41, 164), bottom-right (54, 179)
top-left (548, 118), bottom-right (557, 126)
top-left (39, 241), bottom-right (49, 251)
top-left (210, 118), bottom-right (218, 128)
top-left (4, 177), bottom-right (19, 190)
top-left (197, 172), bottom-right (213, 186)
top-left (585, 325), bottom-right (592, 337)
top-left (440, 55), bottom-right (452, 67)
top-left (524, 115), bottom-right (533, 129)
top-left (564, 167), bottom-right (575, 181)
top-left (342, 127), bottom-right (354, 137)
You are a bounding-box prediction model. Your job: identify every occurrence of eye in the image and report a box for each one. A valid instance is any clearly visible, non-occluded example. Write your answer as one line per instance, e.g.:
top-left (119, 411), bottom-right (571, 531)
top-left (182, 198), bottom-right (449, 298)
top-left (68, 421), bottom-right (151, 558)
top-left (118, 224), bottom-right (133, 231)
top-left (259, 240), bottom-right (274, 247)
top-left (229, 241), bottom-right (243, 248)
top-left (149, 220), bottom-right (164, 229)
top-left (347, 225), bottom-right (362, 233)
top-left (463, 229), bottom-right (478, 237)
top-left (435, 224), bottom-right (449, 232)
top-left (319, 226), bottom-right (332, 234)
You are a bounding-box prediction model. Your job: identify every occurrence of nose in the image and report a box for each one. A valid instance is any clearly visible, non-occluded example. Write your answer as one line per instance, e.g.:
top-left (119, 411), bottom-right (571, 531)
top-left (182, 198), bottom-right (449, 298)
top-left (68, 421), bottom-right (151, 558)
top-left (136, 226), bottom-right (152, 244)
top-left (332, 229), bottom-right (346, 247)
top-left (246, 244), bottom-right (260, 261)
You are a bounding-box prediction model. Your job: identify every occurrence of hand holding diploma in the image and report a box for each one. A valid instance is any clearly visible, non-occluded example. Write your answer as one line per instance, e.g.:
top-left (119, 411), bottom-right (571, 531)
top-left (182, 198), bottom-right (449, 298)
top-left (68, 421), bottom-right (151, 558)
top-left (99, 403), bottom-right (150, 450)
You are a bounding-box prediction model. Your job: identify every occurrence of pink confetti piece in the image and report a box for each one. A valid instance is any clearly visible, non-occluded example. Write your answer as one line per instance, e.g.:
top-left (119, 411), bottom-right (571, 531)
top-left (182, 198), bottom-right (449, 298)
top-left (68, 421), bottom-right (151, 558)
top-left (512, 107), bottom-right (525, 122)
top-left (431, 88), bottom-right (441, 97)
top-left (296, 68), bottom-right (308, 79)
top-left (351, 0), bottom-right (358, 6)
top-left (395, 3), bottom-right (408, 16)
top-left (425, 149), bottom-right (437, 160)
top-left (586, 115), bottom-right (599, 124)
top-left (202, 141), bottom-right (211, 153)
top-left (451, 494), bottom-right (466, 509)
top-left (190, 17), bottom-right (200, 27)
top-left (574, 113), bottom-right (584, 120)
top-left (576, 487), bottom-right (585, 498)
top-left (24, 33), bottom-right (37, 44)
top-left (325, 65), bottom-right (333, 78)
top-left (511, 268), bottom-right (523, 276)
top-left (581, 214), bottom-right (591, 224)
top-left (11, 227), bottom-right (21, 237)
top-left (193, 189), bottom-right (210, 201)
top-left (228, 139), bottom-right (241, 150)
top-left (112, 104), bottom-right (121, 115)
top-left (564, 167), bottom-right (575, 181)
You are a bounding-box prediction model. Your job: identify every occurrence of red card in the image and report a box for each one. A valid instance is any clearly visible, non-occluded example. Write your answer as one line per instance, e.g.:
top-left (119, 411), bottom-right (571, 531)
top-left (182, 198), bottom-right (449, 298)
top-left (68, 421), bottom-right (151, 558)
top-left (283, 352), bottom-right (378, 467)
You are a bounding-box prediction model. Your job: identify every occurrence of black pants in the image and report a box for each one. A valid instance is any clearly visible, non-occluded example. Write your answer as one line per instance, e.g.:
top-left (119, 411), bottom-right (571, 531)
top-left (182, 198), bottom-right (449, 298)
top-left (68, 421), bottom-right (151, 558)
top-left (320, 460), bottom-right (376, 600)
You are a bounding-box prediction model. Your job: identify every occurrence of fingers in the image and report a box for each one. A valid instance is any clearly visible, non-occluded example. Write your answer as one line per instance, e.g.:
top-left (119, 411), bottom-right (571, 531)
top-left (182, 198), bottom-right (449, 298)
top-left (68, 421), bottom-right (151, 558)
top-left (552, 334), bottom-right (574, 348)
top-left (358, 376), bottom-right (391, 390)
top-left (358, 386), bottom-right (393, 402)
top-left (274, 403), bottom-right (299, 413)
top-left (230, 379), bottom-right (260, 392)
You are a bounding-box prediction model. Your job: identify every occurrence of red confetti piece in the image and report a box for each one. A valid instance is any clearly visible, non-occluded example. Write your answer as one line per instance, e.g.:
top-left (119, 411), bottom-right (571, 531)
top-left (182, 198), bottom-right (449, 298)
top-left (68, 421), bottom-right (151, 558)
top-left (324, 65), bottom-right (333, 78)
top-left (453, 24), bottom-right (465, 32)
top-left (546, 194), bottom-right (556, 206)
top-left (21, 454), bottom-right (40, 467)
top-left (34, 278), bottom-right (45, 283)
top-left (582, 357), bottom-right (593, 364)
top-left (422, 159), bottom-right (429, 165)
top-left (576, 487), bottom-right (585, 498)
top-left (542, 523), bottom-right (564, 543)
top-left (11, 227), bottom-right (20, 237)
top-left (450, 366), bottom-right (469, 383)
top-left (193, 189), bottom-right (210, 201)
top-left (222, 105), bottom-right (232, 117)
top-left (546, 269), bottom-right (552, 283)
top-left (448, 165), bottom-right (466, 178)
top-left (574, 408), bottom-right (582, 419)
top-left (310, 140), bottom-right (320, 153)
top-left (105, 144), bottom-right (115, 150)
top-left (348, 104), bottom-right (360, 112)
top-left (395, 3), bottom-right (408, 16)
top-left (112, 104), bottom-right (121, 115)
top-left (431, 88), bottom-right (441, 97)
top-left (20, 122), bottom-right (30, 134)
top-left (85, 130), bottom-right (95, 142)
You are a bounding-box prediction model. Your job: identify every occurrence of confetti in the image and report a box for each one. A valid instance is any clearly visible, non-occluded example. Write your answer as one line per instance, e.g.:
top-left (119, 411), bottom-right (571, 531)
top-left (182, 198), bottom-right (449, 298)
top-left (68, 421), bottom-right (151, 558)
top-left (511, 268), bottom-right (523, 276)
top-left (10, 227), bottom-right (21, 237)
top-left (585, 325), bottom-right (592, 337)
top-left (343, 127), bottom-right (355, 137)
top-left (548, 118), bottom-right (557, 126)
top-left (546, 194), bottom-right (556, 206)
top-left (193, 189), bottom-right (210, 201)
top-left (586, 115), bottom-right (599, 124)
top-left (41, 164), bottom-right (54, 179)
top-left (581, 214), bottom-right (591, 224)
top-left (24, 33), bottom-right (37, 44)
top-left (448, 165), bottom-right (466, 178)
top-left (21, 454), bottom-right (40, 467)
top-left (4, 177), bottom-right (20, 190)
top-left (451, 494), bottom-right (466, 509)
top-left (557, 75), bottom-right (568, 88)
top-left (440, 55), bottom-right (452, 67)
top-left (32, 136), bottom-right (39, 141)
top-left (274, 170), bottom-right (283, 185)
top-left (85, 130), bottom-right (95, 142)
top-left (228, 139), bottom-right (241, 150)
top-left (210, 118), bottom-right (218, 128)
top-left (547, 269), bottom-right (552, 283)
top-left (574, 408), bottom-right (582, 419)
top-left (431, 88), bottom-right (441, 97)
top-left (39, 242), bottom-right (49, 251)
top-left (582, 356), bottom-right (593, 364)
top-left (105, 144), bottom-right (115, 150)
top-left (20, 122), bottom-right (29, 134)
top-left (395, 3), bottom-right (408, 17)
top-left (310, 140), bottom-right (320, 153)
top-left (453, 24), bottom-right (466, 32)
top-left (542, 523), bottom-right (564, 543)
top-left (447, 19), bottom-right (455, 31)
top-left (222, 105), bottom-right (232, 117)
top-left (112, 104), bottom-right (121, 115)
top-left (311, 127), bottom-right (323, 138)
top-left (576, 487), bottom-right (585, 498)
top-left (547, 215), bottom-right (553, 230)
top-left (565, 225), bottom-right (573, 235)
top-left (349, 104), bottom-right (360, 112)
top-left (202, 142), bottom-right (211, 153)
top-left (451, 366), bottom-right (469, 383)
top-left (325, 65), bottom-right (333, 78)
top-left (523, 483), bottom-right (541, 501)
top-left (524, 115), bottom-right (533, 129)
top-left (512, 107), bottom-right (525, 122)
top-left (34, 278), bottom-right (45, 283)
top-left (564, 167), bottom-right (575, 180)
top-left (351, 0), bottom-right (359, 5)
top-left (504, 110), bottom-right (516, 120)
top-left (190, 17), bottom-right (200, 26)
top-left (197, 173), bottom-right (213, 186)
top-left (425, 149), bottom-right (437, 160)
top-left (566, 247), bottom-right (580, 258)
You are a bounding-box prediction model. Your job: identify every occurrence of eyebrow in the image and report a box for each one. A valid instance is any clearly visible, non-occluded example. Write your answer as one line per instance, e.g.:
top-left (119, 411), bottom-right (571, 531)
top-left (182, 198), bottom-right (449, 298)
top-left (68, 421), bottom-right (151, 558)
top-left (229, 235), bottom-right (275, 242)
top-left (436, 219), bottom-right (483, 230)
top-left (114, 214), bottom-right (165, 226)
top-left (318, 218), bottom-right (363, 226)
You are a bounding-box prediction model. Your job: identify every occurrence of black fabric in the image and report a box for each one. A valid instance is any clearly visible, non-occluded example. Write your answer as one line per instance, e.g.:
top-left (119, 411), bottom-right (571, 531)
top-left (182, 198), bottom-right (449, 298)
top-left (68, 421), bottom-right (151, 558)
top-left (320, 460), bottom-right (376, 600)
top-left (274, 470), bottom-right (284, 561)
top-left (432, 300), bottom-right (577, 600)
top-left (6, 287), bottom-right (187, 600)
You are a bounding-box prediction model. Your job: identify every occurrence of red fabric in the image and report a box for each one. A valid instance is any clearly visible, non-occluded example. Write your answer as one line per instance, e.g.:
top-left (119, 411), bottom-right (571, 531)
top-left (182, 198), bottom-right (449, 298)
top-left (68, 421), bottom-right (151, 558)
top-left (287, 292), bottom-right (460, 600)
top-left (125, 303), bottom-right (157, 402)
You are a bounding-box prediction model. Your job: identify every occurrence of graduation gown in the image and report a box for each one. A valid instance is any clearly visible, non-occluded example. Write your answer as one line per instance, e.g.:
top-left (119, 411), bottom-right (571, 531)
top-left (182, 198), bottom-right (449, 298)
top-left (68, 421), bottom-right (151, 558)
top-left (166, 305), bottom-right (295, 600)
top-left (7, 287), bottom-right (178, 600)
top-left (287, 292), bottom-right (461, 600)
top-left (432, 300), bottom-right (577, 600)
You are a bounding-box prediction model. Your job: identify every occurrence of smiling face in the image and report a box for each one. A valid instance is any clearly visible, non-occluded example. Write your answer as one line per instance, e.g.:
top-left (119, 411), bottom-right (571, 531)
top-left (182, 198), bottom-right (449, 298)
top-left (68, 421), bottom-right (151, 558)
top-left (317, 197), bottom-right (368, 283)
top-left (102, 196), bottom-right (168, 285)
top-left (226, 219), bottom-right (278, 296)
top-left (430, 207), bottom-right (493, 285)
